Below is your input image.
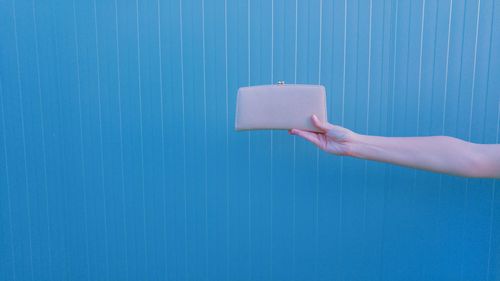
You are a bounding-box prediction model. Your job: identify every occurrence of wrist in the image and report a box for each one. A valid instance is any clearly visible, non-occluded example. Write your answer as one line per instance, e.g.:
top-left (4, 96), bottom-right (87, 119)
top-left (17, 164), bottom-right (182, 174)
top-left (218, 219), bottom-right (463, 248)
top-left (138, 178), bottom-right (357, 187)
top-left (348, 134), bottom-right (374, 159)
top-left (343, 132), bottom-right (367, 158)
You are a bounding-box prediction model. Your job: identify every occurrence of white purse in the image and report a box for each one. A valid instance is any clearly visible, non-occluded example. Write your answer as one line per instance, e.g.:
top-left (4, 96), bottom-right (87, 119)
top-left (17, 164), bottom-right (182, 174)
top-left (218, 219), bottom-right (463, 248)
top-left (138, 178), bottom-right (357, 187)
top-left (235, 82), bottom-right (328, 132)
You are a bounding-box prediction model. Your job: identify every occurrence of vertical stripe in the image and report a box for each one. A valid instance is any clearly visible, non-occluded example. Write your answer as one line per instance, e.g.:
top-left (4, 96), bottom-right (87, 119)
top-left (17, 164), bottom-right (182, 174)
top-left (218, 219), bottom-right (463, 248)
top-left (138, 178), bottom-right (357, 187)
top-left (468, 0), bottom-right (482, 141)
top-left (485, 2), bottom-right (497, 279)
top-left (338, 2), bottom-right (347, 278)
top-left (442, 0), bottom-right (454, 133)
top-left (416, 0), bottom-right (427, 134)
top-left (112, 0), bottom-right (130, 279)
top-left (71, 1), bottom-right (91, 279)
top-left (0, 78), bottom-right (16, 281)
top-left (459, 2), bottom-right (481, 280)
top-left (435, 0), bottom-right (454, 257)
top-left (292, 1), bottom-right (298, 279)
top-left (200, 0), bottom-right (209, 279)
top-left (486, 101), bottom-right (500, 280)
top-left (31, 1), bottom-right (53, 279)
top-left (224, 0), bottom-right (229, 280)
top-left (247, 0), bottom-right (252, 279)
top-left (362, 0), bottom-right (373, 233)
top-left (270, 1), bottom-right (274, 279)
top-left (91, 1), bottom-right (111, 279)
top-left (178, 0), bottom-right (188, 278)
top-left (11, 1), bottom-right (35, 279)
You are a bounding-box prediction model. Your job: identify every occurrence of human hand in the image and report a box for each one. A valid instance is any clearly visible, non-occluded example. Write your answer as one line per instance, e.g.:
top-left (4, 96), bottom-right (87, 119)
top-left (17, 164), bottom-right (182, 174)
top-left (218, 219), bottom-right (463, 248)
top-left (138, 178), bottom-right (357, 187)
top-left (290, 116), bottom-right (500, 178)
top-left (289, 115), bottom-right (359, 156)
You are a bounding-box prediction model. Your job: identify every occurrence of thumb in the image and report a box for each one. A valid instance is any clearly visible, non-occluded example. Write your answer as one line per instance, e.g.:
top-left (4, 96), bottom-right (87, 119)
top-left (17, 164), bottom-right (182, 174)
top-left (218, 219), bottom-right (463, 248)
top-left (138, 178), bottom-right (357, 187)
top-left (311, 115), bottom-right (330, 132)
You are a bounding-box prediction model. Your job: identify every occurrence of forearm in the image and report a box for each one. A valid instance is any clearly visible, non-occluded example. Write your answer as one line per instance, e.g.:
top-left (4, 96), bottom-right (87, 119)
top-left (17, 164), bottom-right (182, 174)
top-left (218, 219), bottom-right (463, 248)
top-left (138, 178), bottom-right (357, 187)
top-left (349, 135), bottom-right (500, 178)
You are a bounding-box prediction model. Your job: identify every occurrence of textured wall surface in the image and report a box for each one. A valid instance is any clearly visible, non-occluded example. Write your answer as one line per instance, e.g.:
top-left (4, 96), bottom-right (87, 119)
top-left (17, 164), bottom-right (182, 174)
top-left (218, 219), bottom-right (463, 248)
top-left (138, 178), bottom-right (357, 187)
top-left (1, 0), bottom-right (500, 280)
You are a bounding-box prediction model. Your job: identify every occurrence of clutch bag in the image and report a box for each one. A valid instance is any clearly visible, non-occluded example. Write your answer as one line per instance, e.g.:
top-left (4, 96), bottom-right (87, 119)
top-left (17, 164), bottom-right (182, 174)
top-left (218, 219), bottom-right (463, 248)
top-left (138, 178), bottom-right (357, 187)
top-left (235, 83), bottom-right (328, 132)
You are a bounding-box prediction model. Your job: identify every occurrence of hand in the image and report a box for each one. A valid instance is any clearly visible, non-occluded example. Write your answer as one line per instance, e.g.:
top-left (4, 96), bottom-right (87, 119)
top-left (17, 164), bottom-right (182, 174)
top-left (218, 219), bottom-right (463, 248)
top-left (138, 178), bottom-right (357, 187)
top-left (290, 116), bottom-right (500, 178)
top-left (289, 115), bottom-right (359, 156)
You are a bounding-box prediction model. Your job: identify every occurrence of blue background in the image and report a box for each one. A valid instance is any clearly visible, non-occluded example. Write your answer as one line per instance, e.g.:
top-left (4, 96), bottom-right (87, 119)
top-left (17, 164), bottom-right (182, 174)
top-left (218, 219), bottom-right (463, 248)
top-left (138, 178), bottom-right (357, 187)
top-left (1, 0), bottom-right (500, 280)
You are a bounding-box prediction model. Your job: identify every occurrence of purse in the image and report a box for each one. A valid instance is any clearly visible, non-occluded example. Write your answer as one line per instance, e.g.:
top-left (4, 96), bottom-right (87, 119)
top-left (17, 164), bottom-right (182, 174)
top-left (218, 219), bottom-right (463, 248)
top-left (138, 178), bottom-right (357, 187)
top-left (235, 82), bottom-right (328, 132)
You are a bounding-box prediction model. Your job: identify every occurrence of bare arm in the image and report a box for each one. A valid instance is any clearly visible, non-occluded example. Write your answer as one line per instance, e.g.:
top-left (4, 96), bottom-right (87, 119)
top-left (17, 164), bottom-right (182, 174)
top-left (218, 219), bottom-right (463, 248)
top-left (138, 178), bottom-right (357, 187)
top-left (290, 116), bottom-right (500, 178)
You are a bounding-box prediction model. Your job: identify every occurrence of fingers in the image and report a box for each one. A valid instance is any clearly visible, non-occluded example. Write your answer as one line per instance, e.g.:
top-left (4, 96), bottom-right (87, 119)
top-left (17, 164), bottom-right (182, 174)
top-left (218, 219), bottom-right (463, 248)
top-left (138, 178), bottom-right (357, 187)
top-left (289, 129), bottom-right (321, 147)
top-left (311, 115), bottom-right (330, 132)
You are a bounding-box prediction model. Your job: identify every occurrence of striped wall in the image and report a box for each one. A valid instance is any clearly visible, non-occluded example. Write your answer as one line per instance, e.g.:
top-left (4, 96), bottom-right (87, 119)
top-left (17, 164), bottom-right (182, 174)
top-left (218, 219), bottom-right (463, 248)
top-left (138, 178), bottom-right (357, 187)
top-left (1, 0), bottom-right (499, 280)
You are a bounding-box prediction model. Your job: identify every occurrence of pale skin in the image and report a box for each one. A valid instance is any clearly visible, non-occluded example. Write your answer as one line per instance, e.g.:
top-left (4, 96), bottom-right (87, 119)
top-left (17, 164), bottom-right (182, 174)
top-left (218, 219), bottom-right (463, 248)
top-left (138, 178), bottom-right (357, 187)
top-left (289, 115), bottom-right (500, 179)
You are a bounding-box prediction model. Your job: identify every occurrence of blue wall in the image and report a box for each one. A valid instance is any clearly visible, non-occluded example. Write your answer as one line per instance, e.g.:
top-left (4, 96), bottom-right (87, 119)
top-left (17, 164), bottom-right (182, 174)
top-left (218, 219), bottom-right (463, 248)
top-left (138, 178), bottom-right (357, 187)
top-left (1, 0), bottom-right (500, 280)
